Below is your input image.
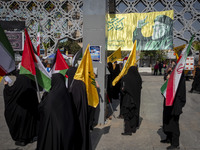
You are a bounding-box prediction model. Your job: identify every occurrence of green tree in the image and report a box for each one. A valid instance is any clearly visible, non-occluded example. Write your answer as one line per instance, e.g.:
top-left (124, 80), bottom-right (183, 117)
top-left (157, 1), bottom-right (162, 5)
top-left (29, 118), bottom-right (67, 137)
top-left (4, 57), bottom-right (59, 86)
top-left (139, 50), bottom-right (167, 65)
top-left (192, 41), bottom-right (200, 65)
top-left (42, 42), bottom-right (50, 56)
top-left (57, 40), bottom-right (81, 54)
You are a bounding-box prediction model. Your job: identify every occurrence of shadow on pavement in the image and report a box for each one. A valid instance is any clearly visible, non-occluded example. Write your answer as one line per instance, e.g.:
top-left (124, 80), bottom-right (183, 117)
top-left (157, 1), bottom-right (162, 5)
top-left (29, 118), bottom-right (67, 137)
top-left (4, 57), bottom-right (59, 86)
top-left (90, 126), bottom-right (111, 150)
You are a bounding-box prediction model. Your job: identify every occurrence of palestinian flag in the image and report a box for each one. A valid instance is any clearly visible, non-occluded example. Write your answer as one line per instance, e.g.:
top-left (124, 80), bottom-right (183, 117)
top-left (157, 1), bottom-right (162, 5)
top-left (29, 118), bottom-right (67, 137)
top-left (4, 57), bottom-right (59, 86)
top-left (0, 24), bottom-right (15, 76)
top-left (161, 35), bottom-right (194, 106)
top-left (20, 29), bottom-right (51, 92)
top-left (50, 49), bottom-right (69, 77)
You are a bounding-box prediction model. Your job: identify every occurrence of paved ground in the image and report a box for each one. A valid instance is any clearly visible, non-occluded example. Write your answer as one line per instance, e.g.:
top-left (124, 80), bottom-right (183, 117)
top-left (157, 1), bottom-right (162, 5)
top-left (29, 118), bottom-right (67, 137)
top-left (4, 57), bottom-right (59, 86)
top-left (0, 74), bottom-right (200, 150)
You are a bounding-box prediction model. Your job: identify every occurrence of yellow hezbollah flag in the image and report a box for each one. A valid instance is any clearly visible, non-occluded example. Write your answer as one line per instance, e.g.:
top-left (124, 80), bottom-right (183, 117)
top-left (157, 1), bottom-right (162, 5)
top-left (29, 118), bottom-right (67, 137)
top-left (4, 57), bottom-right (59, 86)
top-left (107, 47), bottom-right (122, 63)
top-left (107, 10), bottom-right (174, 51)
top-left (112, 41), bottom-right (137, 86)
top-left (73, 44), bottom-right (99, 108)
top-left (173, 44), bottom-right (186, 60)
top-left (0, 76), bottom-right (3, 83)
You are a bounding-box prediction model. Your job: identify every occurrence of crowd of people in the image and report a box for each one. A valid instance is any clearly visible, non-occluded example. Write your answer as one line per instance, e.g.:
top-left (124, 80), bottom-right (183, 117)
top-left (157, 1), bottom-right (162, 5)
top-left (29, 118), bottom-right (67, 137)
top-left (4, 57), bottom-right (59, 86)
top-left (2, 57), bottom-right (200, 150)
top-left (3, 66), bottom-right (95, 150)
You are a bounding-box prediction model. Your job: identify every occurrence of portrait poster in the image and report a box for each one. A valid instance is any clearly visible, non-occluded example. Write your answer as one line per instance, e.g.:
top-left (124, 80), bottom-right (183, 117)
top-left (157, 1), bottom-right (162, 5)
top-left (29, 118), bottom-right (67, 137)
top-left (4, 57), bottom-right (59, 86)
top-left (89, 45), bottom-right (101, 62)
top-left (106, 10), bottom-right (174, 51)
top-left (5, 31), bottom-right (24, 51)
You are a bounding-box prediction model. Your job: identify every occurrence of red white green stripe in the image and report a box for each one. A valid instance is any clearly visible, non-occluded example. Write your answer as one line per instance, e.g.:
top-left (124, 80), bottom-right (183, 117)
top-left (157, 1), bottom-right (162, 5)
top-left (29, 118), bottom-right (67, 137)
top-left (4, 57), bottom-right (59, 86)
top-left (0, 25), bottom-right (15, 76)
top-left (20, 29), bottom-right (51, 92)
top-left (50, 49), bottom-right (69, 77)
top-left (161, 36), bottom-right (194, 106)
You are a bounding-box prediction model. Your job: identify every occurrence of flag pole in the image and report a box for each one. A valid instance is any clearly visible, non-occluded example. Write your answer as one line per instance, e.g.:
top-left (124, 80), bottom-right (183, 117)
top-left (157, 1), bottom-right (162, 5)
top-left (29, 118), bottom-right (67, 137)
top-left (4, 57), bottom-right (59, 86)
top-left (107, 94), bottom-right (116, 118)
top-left (34, 75), bottom-right (41, 102)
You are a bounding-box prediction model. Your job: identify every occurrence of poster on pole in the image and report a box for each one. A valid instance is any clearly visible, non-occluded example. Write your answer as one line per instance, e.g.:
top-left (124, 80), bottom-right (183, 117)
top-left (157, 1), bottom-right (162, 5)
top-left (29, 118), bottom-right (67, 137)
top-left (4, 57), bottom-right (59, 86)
top-left (89, 45), bottom-right (101, 62)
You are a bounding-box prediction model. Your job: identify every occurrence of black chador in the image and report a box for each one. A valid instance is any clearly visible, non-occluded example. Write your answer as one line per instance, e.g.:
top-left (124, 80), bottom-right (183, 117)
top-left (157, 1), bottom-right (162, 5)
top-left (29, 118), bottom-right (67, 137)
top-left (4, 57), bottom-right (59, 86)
top-left (162, 72), bottom-right (186, 149)
top-left (121, 66), bottom-right (142, 135)
top-left (112, 64), bottom-right (121, 99)
top-left (67, 67), bottom-right (92, 150)
top-left (37, 73), bottom-right (79, 150)
top-left (107, 62), bottom-right (114, 102)
top-left (3, 74), bottom-right (39, 146)
top-left (189, 67), bottom-right (200, 93)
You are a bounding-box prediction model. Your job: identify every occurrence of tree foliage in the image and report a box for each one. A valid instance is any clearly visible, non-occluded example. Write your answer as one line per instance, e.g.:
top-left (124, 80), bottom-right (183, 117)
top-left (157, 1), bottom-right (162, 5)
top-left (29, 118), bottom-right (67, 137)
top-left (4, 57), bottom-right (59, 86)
top-left (139, 50), bottom-right (167, 62)
top-left (192, 41), bottom-right (200, 65)
top-left (57, 40), bottom-right (81, 54)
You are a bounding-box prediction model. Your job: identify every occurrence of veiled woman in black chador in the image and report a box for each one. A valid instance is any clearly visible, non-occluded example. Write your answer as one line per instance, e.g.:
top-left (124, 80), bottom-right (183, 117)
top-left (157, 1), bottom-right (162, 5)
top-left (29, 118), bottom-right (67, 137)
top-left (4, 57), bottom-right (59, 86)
top-left (121, 66), bottom-right (142, 135)
top-left (189, 67), bottom-right (200, 93)
top-left (161, 72), bottom-right (186, 149)
top-left (37, 73), bottom-right (80, 150)
top-left (3, 74), bottom-right (39, 146)
top-left (66, 67), bottom-right (92, 150)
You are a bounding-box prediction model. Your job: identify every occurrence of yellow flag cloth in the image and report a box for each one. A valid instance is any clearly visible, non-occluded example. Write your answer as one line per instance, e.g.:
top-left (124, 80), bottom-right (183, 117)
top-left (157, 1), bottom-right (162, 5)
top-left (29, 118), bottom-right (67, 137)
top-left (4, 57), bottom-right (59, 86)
top-left (0, 76), bottom-right (3, 83)
top-left (173, 44), bottom-right (186, 60)
top-left (107, 47), bottom-right (122, 63)
top-left (73, 44), bottom-right (99, 108)
top-left (112, 41), bottom-right (137, 86)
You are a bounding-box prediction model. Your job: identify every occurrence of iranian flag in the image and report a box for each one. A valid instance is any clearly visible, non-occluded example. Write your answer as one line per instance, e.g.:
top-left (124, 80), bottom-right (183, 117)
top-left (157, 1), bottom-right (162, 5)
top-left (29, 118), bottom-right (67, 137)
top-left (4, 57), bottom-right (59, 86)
top-left (50, 49), bottom-right (69, 77)
top-left (0, 24), bottom-right (15, 76)
top-left (37, 24), bottom-right (40, 56)
top-left (20, 29), bottom-right (51, 92)
top-left (161, 35), bottom-right (194, 106)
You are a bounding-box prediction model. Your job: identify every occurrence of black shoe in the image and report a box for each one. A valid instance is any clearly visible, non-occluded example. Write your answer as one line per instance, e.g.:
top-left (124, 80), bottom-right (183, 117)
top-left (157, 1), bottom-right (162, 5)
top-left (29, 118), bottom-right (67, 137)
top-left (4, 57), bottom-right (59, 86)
top-left (189, 90), bottom-right (193, 93)
top-left (132, 129), bottom-right (136, 133)
top-left (166, 145), bottom-right (180, 149)
top-left (90, 126), bottom-right (94, 131)
top-left (160, 139), bottom-right (170, 143)
top-left (121, 132), bottom-right (132, 136)
top-left (30, 136), bottom-right (37, 143)
top-left (15, 141), bottom-right (27, 146)
top-left (193, 90), bottom-right (200, 94)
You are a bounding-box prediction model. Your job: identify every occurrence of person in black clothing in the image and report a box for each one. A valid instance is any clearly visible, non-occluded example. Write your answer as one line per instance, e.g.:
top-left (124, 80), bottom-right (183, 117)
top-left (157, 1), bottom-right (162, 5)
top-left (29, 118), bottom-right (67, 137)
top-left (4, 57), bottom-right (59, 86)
top-left (121, 66), bottom-right (142, 135)
top-left (161, 72), bottom-right (186, 150)
top-left (3, 74), bottom-right (39, 146)
top-left (67, 67), bottom-right (92, 150)
top-left (107, 62), bottom-right (114, 103)
top-left (189, 67), bottom-right (200, 94)
top-left (159, 61), bottom-right (163, 75)
top-left (112, 64), bottom-right (121, 99)
top-left (37, 73), bottom-right (79, 150)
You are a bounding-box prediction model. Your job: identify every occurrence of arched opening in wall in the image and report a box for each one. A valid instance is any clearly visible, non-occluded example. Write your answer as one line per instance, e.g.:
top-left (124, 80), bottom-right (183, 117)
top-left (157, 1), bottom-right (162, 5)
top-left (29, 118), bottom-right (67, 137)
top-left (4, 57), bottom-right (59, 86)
top-left (55, 37), bottom-right (82, 66)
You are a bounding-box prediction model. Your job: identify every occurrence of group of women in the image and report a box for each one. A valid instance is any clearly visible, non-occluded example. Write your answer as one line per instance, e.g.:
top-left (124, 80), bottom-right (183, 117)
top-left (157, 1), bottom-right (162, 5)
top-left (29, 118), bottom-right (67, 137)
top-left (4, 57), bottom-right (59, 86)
top-left (3, 68), bottom-right (92, 150)
top-left (3, 60), bottom-right (189, 150)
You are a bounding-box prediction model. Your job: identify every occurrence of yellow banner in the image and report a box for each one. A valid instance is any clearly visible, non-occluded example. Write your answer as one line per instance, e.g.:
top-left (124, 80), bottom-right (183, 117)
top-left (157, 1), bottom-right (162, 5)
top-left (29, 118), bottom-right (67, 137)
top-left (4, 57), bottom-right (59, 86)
top-left (73, 44), bottom-right (99, 108)
top-left (0, 76), bottom-right (3, 83)
top-left (107, 47), bottom-right (121, 63)
top-left (112, 40), bottom-right (137, 86)
top-left (107, 10), bottom-right (174, 51)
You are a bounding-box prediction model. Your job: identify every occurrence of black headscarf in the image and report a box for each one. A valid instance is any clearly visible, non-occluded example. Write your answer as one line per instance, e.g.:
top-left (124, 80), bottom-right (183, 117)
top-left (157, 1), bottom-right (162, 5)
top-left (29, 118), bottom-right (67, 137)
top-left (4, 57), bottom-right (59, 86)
top-left (123, 66), bottom-right (142, 97)
top-left (192, 67), bottom-right (200, 92)
top-left (3, 75), bottom-right (39, 143)
top-left (107, 62), bottom-right (113, 74)
top-left (66, 67), bottom-right (77, 88)
top-left (37, 73), bottom-right (78, 150)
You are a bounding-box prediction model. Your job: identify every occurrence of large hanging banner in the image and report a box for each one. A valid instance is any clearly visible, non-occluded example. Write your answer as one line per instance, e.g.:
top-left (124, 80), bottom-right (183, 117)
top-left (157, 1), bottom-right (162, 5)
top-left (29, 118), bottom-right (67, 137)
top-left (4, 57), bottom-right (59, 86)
top-left (106, 10), bottom-right (174, 51)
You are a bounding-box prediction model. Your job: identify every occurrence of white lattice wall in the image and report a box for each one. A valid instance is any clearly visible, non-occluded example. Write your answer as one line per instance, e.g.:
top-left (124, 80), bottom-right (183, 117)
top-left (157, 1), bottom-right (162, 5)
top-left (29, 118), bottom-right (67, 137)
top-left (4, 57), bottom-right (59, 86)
top-left (0, 0), bottom-right (200, 54)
